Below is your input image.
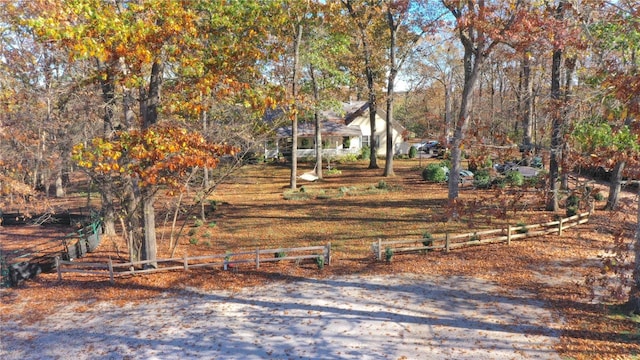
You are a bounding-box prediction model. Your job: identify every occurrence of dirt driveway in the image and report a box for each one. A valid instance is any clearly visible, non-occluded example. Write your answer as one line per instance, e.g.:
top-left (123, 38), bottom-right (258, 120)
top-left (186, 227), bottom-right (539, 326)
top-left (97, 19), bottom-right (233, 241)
top-left (1, 273), bottom-right (561, 360)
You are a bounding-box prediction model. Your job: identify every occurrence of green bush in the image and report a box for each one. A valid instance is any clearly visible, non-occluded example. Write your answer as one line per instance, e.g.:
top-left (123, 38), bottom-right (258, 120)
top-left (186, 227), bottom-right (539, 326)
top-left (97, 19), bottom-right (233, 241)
top-left (505, 170), bottom-right (524, 186)
top-left (338, 153), bottom-right (359, 163)
top-left (408, 146), bottom-right (418, 159)
top-left (422, 232), bottom-right (433, 249)
top-left (593, 191), bottom-right (604, 201)
top-left (385, 247), bottom-right (393, 262)
top-left (523, 174), bottom-right (543, 187)
top-left (376, 180), bottom-right (390, 190)
top-left (492, 177), bottom-right (507, 189)
top-left (473, 169), bottom-right (492, 189)
top-left (360, 146), bottom-right (371, 160)
top-left (315, 256), bottom-right (325, 270)
top-left (566, 194), bottom-right (580, 217)
top-left (275, 251), bottom-right (287, 259)
top-left (516, 221), bottom-right (528, 234)
top-left (439, 159), bottom-right (452, 169)
top-left (193, 219), bottom-right (204, 227)
top-left (189, 238), bottom-right (199, 245)
top-left (422, 163), bottom-right (447, 182)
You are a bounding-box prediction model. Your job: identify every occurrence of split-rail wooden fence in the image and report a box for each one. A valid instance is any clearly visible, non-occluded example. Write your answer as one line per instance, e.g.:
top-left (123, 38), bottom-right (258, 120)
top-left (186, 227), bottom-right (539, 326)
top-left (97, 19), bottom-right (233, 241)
top-left (373, 212), bottom-right (590, 261)
top-left (56, 243), bottom-right (331, 284)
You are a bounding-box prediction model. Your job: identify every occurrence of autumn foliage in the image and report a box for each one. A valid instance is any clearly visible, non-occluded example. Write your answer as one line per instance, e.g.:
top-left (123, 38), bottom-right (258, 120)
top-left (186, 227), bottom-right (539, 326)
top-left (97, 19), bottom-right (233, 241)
top-left (72, 125), bottom-right (238, 191)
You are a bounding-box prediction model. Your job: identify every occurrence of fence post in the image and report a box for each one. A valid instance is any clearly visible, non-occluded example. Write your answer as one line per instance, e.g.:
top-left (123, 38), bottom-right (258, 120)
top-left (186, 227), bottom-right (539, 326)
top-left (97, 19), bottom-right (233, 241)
top-left (558, 217), bottom-right (564, 236)
top-left (108, 257), bottom-right (114, 285)
top-left (325, 242), bottom-right (331, 265)
top-left (256, 248), bottom-right (260, 269)
top-left (56, 256), bottom-right (62, 281)
top-left (507, 225), bottom-right (512, 246)
top-left (183, 252), bottom-right (189, 271)
top-left (445, 233), bottom-right (450, 253)
top-left (377, 238), bottom-right (382, 261)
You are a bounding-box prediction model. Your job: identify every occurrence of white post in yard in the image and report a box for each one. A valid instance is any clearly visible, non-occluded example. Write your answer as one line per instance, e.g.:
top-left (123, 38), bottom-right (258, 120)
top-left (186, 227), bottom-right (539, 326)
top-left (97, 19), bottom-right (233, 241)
top-left (108, 257), bottom-right (114, 284)
top-left (56, 256), bottom-right (62, 281)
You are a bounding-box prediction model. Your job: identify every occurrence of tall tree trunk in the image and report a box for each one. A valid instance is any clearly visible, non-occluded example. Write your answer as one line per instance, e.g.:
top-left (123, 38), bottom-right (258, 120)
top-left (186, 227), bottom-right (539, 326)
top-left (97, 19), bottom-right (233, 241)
top-left (383, 7), bottom-right (397, 177)
top-left (342, 0), bottom-right (378, 169)
top-left (289, 23), bottom-right (303, 190)
top-left (98, 63), bottom-right (117, 235)
top-left (444, 79), bottom-right (453, 145)
top-left (141, 191), bottom-right (157, 268)
top-left (546, 0), bottom-right (565, 212)
top-left (522, 51), bottom-right (533, 151)
top-left (309, 64), bottom-right (323, 180)
top-left (55, 171), bottom-right (65, 198)
top-left (629, 184), bottom-right (640, 314)
top-left (448, 41), bottom-right (483, 201)
top-left (606, 95), bottom-right (637, 210)
top-left (143, 60), bottom-right (163, 128)
top-left (134, 58), bottom-right (164, 265)
top-left (606, 162), bottom-right (625, 210)
top-left (561, 55), bottom-right (576, 191)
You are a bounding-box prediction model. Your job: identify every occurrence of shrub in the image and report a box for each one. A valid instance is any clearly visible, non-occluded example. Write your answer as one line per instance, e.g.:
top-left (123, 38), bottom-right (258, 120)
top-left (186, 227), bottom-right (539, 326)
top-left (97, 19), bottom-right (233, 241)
top-left (408, 146), bottom-right (418, 159)
top-left (505, 170), bottom-right (524, 187)
top-left (203, 240), bottom-right (212, 248)
top-left (360, 146), bottom-right (371, 160)
top-left (208, 221), bottom-right (217, 228)
top-left (473, 169), bottom-right (492, 189)
top-left (566, 194), bottom-right (580, 217)
top-left (523, 173), bottom-right (544, 187)
top-left (315, 256), bottom-right (325, 270)
top-left (422, 163), bottom-right (447, 182)
top-left (376, 180), bottom-right (390, 190)
top-left (209, 199), bottom-right (218, 212)
top-left (188, 228), bottom-right (196, 236)
top-left (193, 219), bottom-right (203, 227)
top-left (202, 232), bottom-right (212, 238)
top-left (385, 247), bottom-right (394, 262)
top-left (593, 191), bottom-right (604, 201)
top-left (189, 238), bottom-right (199, 245)
top-left (422, 232), bottom-right (433, 247)
top-left (338, 153), bottom-right (359, 163)
top-left (275, 251), bottom-right (287, 260)
top-left (439, 159), bottom-right (452, 169)
top-left (516, 221), bottom-right (528, 234)
top-left (492, 177), bottom-right (506, 189)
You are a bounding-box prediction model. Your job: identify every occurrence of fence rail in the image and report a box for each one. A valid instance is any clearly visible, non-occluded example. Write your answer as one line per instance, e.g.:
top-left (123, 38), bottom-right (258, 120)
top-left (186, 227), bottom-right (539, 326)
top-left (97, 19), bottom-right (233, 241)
top-left (373, 212), bottom-right (590, 261)
top-left (56, 243), bottom-right (331, 284)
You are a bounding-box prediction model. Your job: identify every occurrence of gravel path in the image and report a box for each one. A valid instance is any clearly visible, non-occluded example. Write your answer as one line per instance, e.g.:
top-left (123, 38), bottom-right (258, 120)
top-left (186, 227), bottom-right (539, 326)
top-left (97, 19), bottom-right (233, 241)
top-left (1, 274), bottom-right (562, 360)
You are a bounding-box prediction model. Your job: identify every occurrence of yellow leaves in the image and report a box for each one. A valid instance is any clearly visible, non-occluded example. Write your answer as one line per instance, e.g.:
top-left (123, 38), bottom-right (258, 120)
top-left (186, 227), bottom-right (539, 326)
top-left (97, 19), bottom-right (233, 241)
top-left (71, 125), bottom-right (239, 190)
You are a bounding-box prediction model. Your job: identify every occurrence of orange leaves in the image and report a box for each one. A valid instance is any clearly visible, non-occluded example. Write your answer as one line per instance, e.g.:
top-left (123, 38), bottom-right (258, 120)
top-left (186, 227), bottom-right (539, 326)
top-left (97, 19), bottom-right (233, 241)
top-left (72, 125), bottom-right (238, 190)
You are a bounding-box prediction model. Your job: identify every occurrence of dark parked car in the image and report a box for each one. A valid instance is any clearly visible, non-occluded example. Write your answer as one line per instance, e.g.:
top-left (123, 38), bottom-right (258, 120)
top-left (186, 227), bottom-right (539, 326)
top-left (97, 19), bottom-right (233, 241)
top-left (415, 140), bottom-right (439, 153)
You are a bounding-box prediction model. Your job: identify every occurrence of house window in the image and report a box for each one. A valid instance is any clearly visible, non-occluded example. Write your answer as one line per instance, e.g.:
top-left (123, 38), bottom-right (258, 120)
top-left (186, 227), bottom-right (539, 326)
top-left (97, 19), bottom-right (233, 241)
top-left (362, 135), bottom-right (370, 148)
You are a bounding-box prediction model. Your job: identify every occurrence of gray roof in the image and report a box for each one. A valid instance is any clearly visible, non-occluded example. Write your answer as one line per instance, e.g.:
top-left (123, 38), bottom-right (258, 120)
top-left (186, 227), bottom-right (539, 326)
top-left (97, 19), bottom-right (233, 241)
top-left (276, 120), bottom-right (362, 138)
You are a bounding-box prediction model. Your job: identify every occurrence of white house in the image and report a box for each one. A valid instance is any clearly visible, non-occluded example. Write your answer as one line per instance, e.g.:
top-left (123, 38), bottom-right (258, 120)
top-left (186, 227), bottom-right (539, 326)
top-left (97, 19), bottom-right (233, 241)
top-left (268, 101), bottom-right (408, 159)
